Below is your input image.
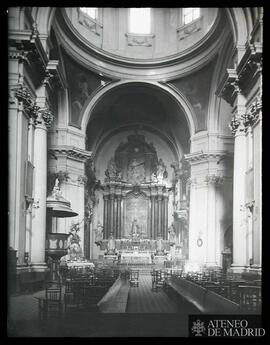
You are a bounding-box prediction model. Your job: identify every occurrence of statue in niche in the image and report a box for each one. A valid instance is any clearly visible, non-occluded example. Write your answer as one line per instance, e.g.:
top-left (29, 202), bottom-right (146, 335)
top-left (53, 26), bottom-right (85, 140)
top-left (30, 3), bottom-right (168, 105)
top-left (130, 218), bottom-right (141, 238)
top-left (107, 232), bottom-right (116, 255)
top-left (168, 223), bottom-right (176, 245)
top-left (105, 157), bottom-right (121, 182)
top-left (94, 222), bottom-right (103, 243)
top-left (156, 158), bottom-right (168, 183)
top-left (127, 158), bottom-right (145, 184)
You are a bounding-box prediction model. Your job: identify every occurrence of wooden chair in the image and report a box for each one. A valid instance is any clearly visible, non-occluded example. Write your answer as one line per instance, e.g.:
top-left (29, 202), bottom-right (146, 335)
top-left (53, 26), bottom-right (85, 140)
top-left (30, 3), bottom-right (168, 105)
top-left (39, 286), bottom-right (63, 320)
top-left (64, 291), bottom-right (80, 315)
top-left (152, 270), bottom-right (164, 291)
top-left (205, 284), bottom-right (231, 299)
top-left (239, 285), bottom-right (261, 313)
top-left (129, 270), bottom-right (139, 287)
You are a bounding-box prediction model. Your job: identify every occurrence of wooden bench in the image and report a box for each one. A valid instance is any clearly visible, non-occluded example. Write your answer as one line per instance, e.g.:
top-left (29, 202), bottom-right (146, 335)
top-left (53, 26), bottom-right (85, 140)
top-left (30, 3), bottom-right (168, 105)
top-left (166, 276), bottom-right (240, 314)
top-left (98, 277), bottom-right (130, 313)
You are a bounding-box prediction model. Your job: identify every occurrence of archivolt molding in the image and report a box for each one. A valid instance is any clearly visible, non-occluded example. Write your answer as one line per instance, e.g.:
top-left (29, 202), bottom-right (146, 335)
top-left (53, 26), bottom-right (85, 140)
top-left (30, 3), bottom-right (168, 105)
top-left (92, 123), bottom-right (181, 164)
top-left (225, 8), bottom-right (249, 46)
top-left (80, 80), bottom-right (196, 137)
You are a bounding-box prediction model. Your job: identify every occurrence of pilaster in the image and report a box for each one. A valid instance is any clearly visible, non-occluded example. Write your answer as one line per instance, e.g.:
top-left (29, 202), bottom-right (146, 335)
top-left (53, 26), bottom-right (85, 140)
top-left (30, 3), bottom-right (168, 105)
top-left (184, 150), bottom-right (231, 266)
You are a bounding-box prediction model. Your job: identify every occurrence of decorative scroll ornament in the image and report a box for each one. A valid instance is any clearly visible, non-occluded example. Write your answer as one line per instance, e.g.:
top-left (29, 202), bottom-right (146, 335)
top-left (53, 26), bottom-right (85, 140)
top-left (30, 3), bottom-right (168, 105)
top-left (78, 175), bottom-right (88, 185)
top-left (42, 69), bottom-right (54, 86)
top-left (105, 157), bottom-right (122, 182)
top-left (151, 158), bottom-right (168, 183)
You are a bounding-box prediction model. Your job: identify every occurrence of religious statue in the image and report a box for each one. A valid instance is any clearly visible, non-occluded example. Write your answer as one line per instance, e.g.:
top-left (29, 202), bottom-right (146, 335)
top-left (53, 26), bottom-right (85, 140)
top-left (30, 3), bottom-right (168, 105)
top-left (156, 158), bottom-right (167, 183)
top-left (107, 232), bottom-right (116, 254)
top-left (168, 223), bottom-right (176, 244)
top-left (94, 222), bottom-right (103, 243)
top-left (156, 237), bottom-right (163, 255)
top-left (52, 178), bottom-right (62, 199)
top-left (130, 218), bottom-right (141, 239)
top-left (151, 172), bottom-right (158, 183)
top-left (105, 157), bottom-right (121, 181)
top-left (127, 158), bottom-right (145, 184)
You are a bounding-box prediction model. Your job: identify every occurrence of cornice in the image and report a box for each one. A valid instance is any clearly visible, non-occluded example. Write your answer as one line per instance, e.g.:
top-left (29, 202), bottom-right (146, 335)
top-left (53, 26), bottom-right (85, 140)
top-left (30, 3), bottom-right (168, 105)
top-left (9, 26), bottom-right (49, 81)
top-left (53, 8), bottom-right (229, 82)
top-left (236, 41), bottom-right (262, 94)
top-left (49, 145), bottom-right (92, 162)
top-left (216, 68), bottom-right (239, 106)
top-left (184, 150), bottom-right (232, 165)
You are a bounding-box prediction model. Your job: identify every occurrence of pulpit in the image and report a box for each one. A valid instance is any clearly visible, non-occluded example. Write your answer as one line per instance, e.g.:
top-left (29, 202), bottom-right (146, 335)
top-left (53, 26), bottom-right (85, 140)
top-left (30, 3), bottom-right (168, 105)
top-left (46, 233), bottom-right (69, 281)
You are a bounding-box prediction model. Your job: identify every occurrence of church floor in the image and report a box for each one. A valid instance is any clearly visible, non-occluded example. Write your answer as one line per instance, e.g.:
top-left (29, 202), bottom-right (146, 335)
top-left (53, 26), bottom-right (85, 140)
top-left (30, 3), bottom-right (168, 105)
top-left (126, 274), bottom-right (180, 313)
top-left (8, 273), bottom-right (192, 337)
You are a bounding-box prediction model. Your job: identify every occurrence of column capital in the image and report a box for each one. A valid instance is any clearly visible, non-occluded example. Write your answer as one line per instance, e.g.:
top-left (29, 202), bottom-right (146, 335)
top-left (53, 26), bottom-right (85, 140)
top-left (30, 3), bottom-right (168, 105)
top-left (243, 95), bottom-right (262, 128)
top-left (10, 85), bottom-right (39, 118)
top-left (229, 115), bottom-right (246, 135)
top-left (35, 107), bottom-right (54, 128)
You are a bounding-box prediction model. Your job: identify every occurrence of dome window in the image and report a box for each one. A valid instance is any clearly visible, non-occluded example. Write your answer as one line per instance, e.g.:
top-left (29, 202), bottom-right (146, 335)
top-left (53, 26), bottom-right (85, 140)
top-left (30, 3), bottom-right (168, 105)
top-left (129, 8), bottom-right (151, 34)
top-left (80, 7), bottom-right (98, 20)
top-left (183, 8), bottom-right (200, 25)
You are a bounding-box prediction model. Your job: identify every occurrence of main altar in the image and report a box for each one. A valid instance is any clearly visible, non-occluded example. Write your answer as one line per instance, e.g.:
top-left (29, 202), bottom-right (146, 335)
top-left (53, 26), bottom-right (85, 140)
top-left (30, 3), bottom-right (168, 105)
top-left (101, 134), bottom-right (169, 241)
top-left (93, 133), bottom-right (186, 264)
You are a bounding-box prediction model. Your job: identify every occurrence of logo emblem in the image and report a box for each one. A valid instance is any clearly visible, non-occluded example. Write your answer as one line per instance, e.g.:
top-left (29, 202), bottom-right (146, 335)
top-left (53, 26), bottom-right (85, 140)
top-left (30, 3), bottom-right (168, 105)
top-left (191, 319), bottom-right (206, 336)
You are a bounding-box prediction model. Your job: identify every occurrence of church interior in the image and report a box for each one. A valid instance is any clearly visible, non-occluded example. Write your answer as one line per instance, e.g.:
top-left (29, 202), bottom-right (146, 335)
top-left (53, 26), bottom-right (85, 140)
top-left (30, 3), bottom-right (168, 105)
top-left (8, 7), bottom-right (262, 337)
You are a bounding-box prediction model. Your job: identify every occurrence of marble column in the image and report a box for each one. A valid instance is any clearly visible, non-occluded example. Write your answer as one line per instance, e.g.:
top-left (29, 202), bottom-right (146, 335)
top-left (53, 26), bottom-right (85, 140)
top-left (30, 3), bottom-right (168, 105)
top-left (103, 195), bottom-right (109, 239)
top-left (31, 112), bottom-right (49, 267)
top-left (113, 196), bottom-right (117, 237)
top-left (252, 118), bottom-right (262, 268)
top-left (230, 117), bottom-right (248, 272)
top-left (121, 196), bottom-right (124, 239)
top-left (150, 195), bottom-right (155, 239)
top-left (110, 194), bottom-right (114, 235)
top-left (157, 195), bottom-right (162, 237)
top-left (154, 197), bottom-right (158, 239)
top-left (116, 196), bottom-right (121, 238)
top-left (147, 197), bottom-right (151, 239)
top-left (25, 118), bottom-right (35, 257)
top-left (164, 194), bottom-right (169, 240)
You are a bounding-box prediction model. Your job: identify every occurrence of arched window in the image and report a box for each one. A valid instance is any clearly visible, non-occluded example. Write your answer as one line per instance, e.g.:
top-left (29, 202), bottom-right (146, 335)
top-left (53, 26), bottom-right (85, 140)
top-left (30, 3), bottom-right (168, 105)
top-left (129, 8), bottom-right (151, 34)
top-left (80, 7), bottom-right (98, 20)
top-left (183, 8), bottom-right (200, 25)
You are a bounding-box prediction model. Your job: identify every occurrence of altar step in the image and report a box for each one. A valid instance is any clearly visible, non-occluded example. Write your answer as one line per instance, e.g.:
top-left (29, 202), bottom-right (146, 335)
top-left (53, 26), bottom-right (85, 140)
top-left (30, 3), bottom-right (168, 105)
top-left (117, 263), bottom-right (164, 275)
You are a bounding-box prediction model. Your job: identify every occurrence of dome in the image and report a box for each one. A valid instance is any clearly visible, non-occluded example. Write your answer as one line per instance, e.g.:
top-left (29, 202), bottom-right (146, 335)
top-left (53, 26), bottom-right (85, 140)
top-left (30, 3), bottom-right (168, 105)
top-left (58, 7), bottom-right (220, 64)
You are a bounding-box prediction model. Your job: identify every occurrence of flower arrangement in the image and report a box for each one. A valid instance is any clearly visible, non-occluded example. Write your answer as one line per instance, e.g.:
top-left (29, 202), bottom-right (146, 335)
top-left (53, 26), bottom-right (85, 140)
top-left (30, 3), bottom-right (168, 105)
top-left (68, 220), bottom-right (83, 260)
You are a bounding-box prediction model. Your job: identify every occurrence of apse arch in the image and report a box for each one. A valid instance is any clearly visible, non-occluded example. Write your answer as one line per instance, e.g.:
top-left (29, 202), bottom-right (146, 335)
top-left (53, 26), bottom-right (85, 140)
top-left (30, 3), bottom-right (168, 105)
top-left (80, 80), bottom-right (196, 137)
top-left (91, 123), bottom-right (181, 164)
